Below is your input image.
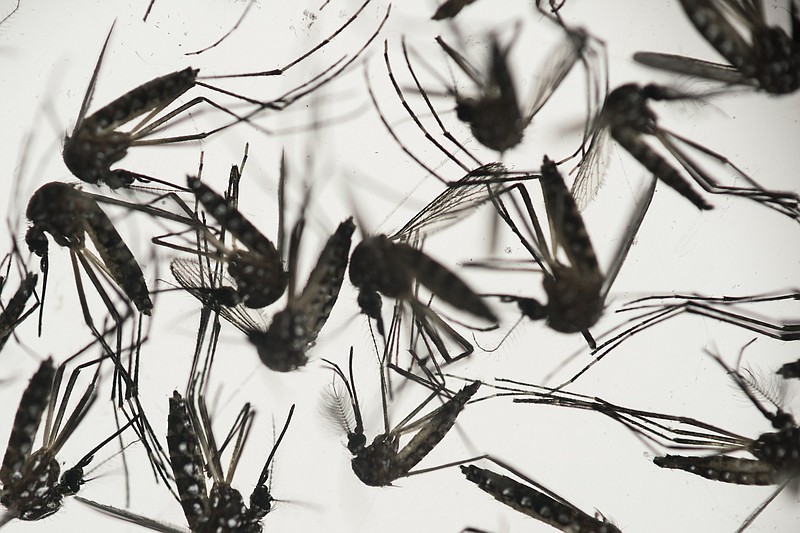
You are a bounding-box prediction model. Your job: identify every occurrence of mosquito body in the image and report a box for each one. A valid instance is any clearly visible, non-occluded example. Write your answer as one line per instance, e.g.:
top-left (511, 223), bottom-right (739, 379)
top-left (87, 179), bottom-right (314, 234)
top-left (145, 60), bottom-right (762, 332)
top-left (66, 3), bottom-right (391, 189)
top-left (571, 82), bottom-right (800, 218)
top-left (634, 0), bottom-right (800, 94)
top-left (432, 18), bottom-right (604, 155)
top-left (187, 176), bottom-right (288, 309)
top-left (171, 212), bottom-right (355, 371)
top-left (250, 216), bottom-right (354, 372)
top-left (461, 461), bottom-right (621, 533)
top-left (324, 350), bottom-right (480, 487)
top-left (348, 163), bottom-right (502, 363)
top-left (0, 356), bottom-right (135, 526)
top-left (25, 181), bottom-right (152, 316)
top-left (485, 156), bottom-right (654, 349)
top-left (78, 389), bottom-right (295, 533)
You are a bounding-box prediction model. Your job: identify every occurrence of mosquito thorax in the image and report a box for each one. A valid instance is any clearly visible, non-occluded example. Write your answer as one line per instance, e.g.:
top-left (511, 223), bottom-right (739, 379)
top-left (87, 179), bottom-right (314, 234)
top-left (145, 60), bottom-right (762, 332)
top-left (604, 83), bottom-right (655, 132)
top-left (1, 449), bottom-right (63, 521)
top-left (63, 131), bottom-right (131, 187)
top-left (753, 28), bottom-right (800, 93)
top-left (350, 434), bottom-right (399, 487)
top-left (252, 309), bottom-right (309, 372)
top-left (349, 236), bottom-right (411, 297)
top-left (227, 249), bottom-right (288, 309)
top-left (542, 274), bottom-right (604, 333)
top-left (207, 483), bottom-right (261, 533)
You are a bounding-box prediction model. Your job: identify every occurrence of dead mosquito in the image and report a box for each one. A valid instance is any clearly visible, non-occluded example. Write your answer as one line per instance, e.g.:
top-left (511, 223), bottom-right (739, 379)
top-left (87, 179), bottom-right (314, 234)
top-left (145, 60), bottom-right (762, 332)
top-left (322, 348), bottom-right (482, 487)
top-left (367, 31), bottom-right (559, 190)
top-left (66, 2), bottom-right (390, 190)
top-left (0, 353), bottom-right (139, 527)
top-left (476, 155), bottom-right (655, 351)
top-left (22, 181), bottom-right (194, 401)
top-left (170, 162), bottom-right (355, 372)
top-left (634, 0), bottom-right (800, 94)
top-left (416, 12), bottom-right (606, 156)
top-left (461, 456), bottom-right (621, 533)
top-left (498, 349), bottom-right (800, 532)
top-left (348, 179), bottom-right (500, 363)
top-left (183, 171), bottom-right (289, 310)
top-left (570, 82), bottom-right (800, 219)
top-left (78, 389), bottom-right (295, 533)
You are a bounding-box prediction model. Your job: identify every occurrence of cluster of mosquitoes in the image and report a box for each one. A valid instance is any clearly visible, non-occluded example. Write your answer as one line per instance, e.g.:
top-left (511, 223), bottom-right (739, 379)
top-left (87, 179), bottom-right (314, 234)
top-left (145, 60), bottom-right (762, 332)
top-left (0, 0), bottom-right (799, 532)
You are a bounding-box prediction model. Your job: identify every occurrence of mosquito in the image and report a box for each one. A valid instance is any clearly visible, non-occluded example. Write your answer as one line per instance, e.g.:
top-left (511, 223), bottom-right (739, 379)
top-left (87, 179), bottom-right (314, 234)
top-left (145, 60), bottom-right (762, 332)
top-left (498, 350), bottom-right (800, 532)
top-left (349, 191), bottom-right (499, 363)
top-left (22, 181), bottom-right (186, 401)
top-left (322, 348), bottom-right (482, 487)
top-left (570, 82), bottom-right (800, 219)
top-left (65, 2), bottom-right (391, 190)
top-left (0, 353), bottom-right (140, 527)
top-left (183, 173), bottom-right (289, 310)
top-left (171, 166), bottom-right (356, 373)
top-left (477, 155), bottom-right (655, 351)
top-left (368, 39), bottom-right (544, 187)
top-left (633, 0), bottom-right (800, 95)
top-left (563, 291), bottom-right (800, 387)
top-left (461, 456), bottom-right (621, 533)
top-left (421, 13), bottom-right (605, 155)
top-left (77, 391), bottom-right (295, 533)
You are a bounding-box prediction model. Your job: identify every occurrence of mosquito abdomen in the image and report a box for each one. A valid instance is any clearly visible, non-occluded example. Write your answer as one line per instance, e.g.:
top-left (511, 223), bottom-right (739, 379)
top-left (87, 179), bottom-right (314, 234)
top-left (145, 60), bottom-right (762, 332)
top-left (461, 465), bottom-right (621, 533)
top-left (84, 205), bottom-right (153, 315)
top-left (394, 381), bottom-right (482, 475)
top-left (397, 244), bottom-right (497, 322)
top-left (0, 358), bottom-right (55, 486)
top-left (83, 68), bottom-right (198, 136)
top-left (613, 127), bottom-right (712, 210)
top-left (167, 391), bottom-right (210, 531)
top-left (678, 0), bottom-right (754, 75)
top-left (654, 454), bottom-right (778, 485)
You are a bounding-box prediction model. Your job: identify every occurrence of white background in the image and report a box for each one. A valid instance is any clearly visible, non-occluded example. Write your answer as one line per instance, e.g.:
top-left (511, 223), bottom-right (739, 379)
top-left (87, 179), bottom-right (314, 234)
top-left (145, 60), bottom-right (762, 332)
top-left (0, 0), bottom-right (798, 532)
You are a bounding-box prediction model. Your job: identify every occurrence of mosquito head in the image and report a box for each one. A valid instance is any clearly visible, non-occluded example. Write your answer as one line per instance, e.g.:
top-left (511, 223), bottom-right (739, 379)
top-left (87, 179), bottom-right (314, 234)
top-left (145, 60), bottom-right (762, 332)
top-left (356, 289), bottom-right (383, 321)
top-left (346, 431), bottom-right (367, 455)
top-left (511, 296), bottom-right (547, 322)
top-left (771, 409), bottom-right (796, 432)
top-left (24, 226), bottom-right (48, 259)
top-left (249, 485), bottom-right (274, 521)
top-left (57, 457), bottom-right (91, 496)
